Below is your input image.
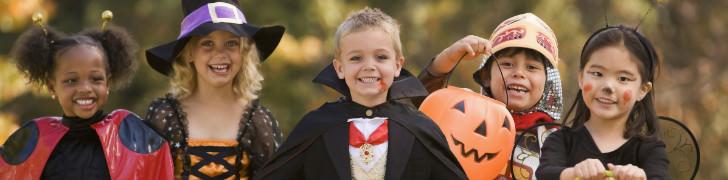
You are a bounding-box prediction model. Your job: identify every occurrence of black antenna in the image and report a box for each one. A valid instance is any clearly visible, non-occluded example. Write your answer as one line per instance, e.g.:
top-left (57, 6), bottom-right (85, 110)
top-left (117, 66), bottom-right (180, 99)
top-left (603, 0), bottom-right (610, 27)
top-left (635, 1), bottom-right (655, 30)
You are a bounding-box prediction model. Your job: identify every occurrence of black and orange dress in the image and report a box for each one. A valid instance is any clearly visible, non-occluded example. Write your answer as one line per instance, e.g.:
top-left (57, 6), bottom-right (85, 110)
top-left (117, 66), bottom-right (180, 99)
top-left (145, 94), bottom-right (283, 179)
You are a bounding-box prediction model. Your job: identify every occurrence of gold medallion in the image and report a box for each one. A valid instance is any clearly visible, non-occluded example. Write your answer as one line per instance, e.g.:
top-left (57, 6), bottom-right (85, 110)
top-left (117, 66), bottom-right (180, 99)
top-left (359, 143), bottom-right (374, 163)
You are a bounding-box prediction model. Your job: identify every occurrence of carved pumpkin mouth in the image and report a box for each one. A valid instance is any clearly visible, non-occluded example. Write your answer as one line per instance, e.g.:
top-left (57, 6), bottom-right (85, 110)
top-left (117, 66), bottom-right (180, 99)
top-left (452, 134), bottom-right (500, 162)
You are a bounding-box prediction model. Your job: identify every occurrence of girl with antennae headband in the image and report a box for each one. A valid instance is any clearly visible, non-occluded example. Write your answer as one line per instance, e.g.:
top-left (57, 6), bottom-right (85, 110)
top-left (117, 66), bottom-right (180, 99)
top-left (0, 11), bottom-right (174, 179)
top-left (537, 25), bottom-right (669, 180)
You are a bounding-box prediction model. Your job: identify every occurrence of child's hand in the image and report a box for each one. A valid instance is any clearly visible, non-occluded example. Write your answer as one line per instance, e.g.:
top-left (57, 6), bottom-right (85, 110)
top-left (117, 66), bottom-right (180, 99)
top-left (444, 35), bottom-right (491, 59)
top-left (607, 163), bottom-right (646, 180)
top-left (572, 158), bottom-right (608, 180)
top-left (428, 35), bottom-right (491, 76)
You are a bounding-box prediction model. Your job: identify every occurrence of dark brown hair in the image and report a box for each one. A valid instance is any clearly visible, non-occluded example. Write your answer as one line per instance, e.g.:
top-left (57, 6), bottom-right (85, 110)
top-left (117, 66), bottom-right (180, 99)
top-left (475, 47), bottom-right (548, 96)
top-left (565, 25), bottom-right (660, 139)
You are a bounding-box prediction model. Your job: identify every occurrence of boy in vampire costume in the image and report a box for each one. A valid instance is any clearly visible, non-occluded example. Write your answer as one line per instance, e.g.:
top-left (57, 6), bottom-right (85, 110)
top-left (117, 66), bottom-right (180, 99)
top-left (255, 8), bottom-right (466, 180)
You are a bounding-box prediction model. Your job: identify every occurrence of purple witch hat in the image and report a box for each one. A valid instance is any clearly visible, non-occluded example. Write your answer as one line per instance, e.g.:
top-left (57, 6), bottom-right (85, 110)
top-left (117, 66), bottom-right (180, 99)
top-left (146, 0), bottom-right (284, 76)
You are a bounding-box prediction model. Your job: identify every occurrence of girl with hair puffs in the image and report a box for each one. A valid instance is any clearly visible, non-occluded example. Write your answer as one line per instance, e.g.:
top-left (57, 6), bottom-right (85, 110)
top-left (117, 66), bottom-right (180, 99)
top-left (0, 12), bottom-right (173, 179)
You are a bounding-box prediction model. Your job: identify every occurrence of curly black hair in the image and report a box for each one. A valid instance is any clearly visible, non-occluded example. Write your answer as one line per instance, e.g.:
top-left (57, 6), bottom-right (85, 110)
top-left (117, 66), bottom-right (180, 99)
top-left (82, 24), bottom-right (139, 88)
top-left (11, 24), bottom-right (138, 89)
top-left (11, 27), bottom-right (64, 88)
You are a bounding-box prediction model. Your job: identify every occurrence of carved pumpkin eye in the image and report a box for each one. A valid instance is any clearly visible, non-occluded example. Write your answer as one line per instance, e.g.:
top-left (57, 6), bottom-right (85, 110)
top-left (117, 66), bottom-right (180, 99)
top-left (419, 86), bottom-right (518, 180)
top-left (502, 117), bottom-right (510, 130)
top-left (453, 100), bottom-right (465, 113)
top-left (475, 121), bottom-right (487, 136)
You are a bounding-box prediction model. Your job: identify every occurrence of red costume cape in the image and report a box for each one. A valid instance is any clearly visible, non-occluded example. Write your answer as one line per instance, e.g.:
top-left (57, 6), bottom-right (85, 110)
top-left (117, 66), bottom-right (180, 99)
top-left (0, 109), bottom-right (173, 179)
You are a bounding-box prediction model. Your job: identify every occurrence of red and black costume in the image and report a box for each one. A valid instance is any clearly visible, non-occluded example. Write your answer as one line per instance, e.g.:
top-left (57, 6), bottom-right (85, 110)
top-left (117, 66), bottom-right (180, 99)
top-left (0, 109), bottom-right (174, 179)
top-left (255, 65), bottom-right (467, 180)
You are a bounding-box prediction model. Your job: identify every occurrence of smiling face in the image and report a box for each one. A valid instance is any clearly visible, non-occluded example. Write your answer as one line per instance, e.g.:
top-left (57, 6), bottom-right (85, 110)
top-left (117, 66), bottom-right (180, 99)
top-left (333, 28), bottom-right (403, 107)
top-left (189, 30), bottom-right (244, 89)
top-left (579, 45), bottom-right (652, 122)
top-left (486, 52), bottom-right (546, 111)
top-left (48, 45), bottom-right (109, 118)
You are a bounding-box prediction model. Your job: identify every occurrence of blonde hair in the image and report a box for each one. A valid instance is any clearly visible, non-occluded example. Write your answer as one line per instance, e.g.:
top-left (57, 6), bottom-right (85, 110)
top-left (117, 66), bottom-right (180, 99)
top-left (170, 36), bottom-right (263, 104)
top-left (334, 7), bottom-right (402, 59)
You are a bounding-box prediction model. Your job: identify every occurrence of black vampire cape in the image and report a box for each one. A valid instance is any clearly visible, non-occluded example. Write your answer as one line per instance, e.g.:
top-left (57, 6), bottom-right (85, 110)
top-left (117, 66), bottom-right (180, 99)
top-left (254, 64), bottom-right (467, 180)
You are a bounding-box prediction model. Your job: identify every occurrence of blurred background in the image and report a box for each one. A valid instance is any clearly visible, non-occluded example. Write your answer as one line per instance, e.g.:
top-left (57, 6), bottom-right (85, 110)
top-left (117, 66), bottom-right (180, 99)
top-left (0, 0), bottom-right (725, 178)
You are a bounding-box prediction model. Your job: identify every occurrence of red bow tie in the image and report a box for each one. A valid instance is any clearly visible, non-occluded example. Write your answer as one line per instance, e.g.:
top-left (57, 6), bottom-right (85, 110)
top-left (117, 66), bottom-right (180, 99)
top-left (349, 120), bottom-right (389, 148)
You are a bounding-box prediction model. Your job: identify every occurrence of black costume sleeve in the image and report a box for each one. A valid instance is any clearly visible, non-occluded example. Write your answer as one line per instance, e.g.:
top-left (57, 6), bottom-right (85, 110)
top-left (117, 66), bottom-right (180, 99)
top-left (254, 109), bottom-right (336, 180)
top-left (536, 129), bottom-right (570, 179)
top-left (413, 58), bottom-right (449, 107)
top-left (247, 105), bottom-right (284, 175)
top-left (639, 139), bottom-right (670, 179)
top-left (143, 97), bottom-right (182, 142)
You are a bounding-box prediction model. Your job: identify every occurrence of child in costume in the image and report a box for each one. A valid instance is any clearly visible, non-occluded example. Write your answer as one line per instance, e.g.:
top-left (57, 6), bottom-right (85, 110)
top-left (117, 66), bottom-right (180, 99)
top-left (537, 25), bottom-right (669, 180)
top-left (255, 7), bottom-right (467, 180)
top-left (0, 11), bottom-right (173, 179)
top-left (417, 13), bottom-right (562, 179)
top-left (144, 0), bottom-right (285, 179)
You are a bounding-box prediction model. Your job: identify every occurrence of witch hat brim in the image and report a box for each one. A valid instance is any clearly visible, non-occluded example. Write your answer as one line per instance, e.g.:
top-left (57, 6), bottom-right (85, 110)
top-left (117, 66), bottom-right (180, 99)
top-left (145, 1), bottom-right (285, 76)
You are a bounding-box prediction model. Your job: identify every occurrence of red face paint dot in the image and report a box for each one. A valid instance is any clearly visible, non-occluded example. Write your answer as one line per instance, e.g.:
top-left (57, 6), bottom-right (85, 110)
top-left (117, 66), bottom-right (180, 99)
top-left (583, 83), bottom-right (592, 93)
top-left (623, 91), bottom-right (632, 103)
top-left (379, 80), bottom-right (387, 92)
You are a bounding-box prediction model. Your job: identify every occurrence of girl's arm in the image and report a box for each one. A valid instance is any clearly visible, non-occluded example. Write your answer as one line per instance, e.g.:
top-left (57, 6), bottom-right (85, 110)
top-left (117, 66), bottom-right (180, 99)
top-left (637, 139), bottom-right (670, 179)
top-left (248, 105), bottom-right (284, 175)
top-left (536, 129), bottom-right (589, 180)
top-left (537, 130), bottom-right (610, 180)
top-left (536, 129), bottom-right (570, 179)
top-left (143, 97), bottom-right (178, 139)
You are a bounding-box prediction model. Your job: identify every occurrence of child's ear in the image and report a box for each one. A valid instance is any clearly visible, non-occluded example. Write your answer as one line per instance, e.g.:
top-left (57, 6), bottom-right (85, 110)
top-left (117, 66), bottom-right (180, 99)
top-left (46, 81), bottom-right (56, 96)
top-left (639, 81), bottom-right (653, 100)
top-left (106, 74), bottom-right (113, 86)
top-left (332, 59), bottom-right (344, 79)
top-left (185, 53), bottom-right (194, 63)
top-left (479, 74), bottom-right (491, 88)
top-left (577, 70), bottom-right (584, 90)
top-left (394, 56), bottom-right (404, 77)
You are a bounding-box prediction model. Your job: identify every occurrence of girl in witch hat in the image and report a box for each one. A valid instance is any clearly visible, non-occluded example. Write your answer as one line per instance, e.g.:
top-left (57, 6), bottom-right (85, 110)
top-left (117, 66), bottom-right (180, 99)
top-left (144, 0), bottom-right (285, 179)
top-left (1, 11), bottom-right (174, 179)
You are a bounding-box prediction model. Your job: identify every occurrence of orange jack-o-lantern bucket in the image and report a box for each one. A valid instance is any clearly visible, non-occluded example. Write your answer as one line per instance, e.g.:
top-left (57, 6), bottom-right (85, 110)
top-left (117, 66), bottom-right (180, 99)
top-left (420, 86), bottom-right (516, 180)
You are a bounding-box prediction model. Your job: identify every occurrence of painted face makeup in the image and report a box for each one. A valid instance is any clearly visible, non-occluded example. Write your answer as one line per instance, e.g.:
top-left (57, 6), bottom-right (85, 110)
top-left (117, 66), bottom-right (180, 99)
top-left (579, 45), bottom-right (649, 121)
top-left (334, 28), bottom-right (403, 107)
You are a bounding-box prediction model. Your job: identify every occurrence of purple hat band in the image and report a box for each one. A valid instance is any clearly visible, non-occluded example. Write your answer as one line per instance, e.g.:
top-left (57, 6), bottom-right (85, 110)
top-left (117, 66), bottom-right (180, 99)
top-left (178, 2), bottom-right (247, 39)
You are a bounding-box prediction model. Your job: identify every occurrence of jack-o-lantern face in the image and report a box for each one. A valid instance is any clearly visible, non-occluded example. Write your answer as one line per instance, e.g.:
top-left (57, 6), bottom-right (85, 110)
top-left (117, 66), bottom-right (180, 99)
top-left (420, 86), bottom-right (516, 180)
